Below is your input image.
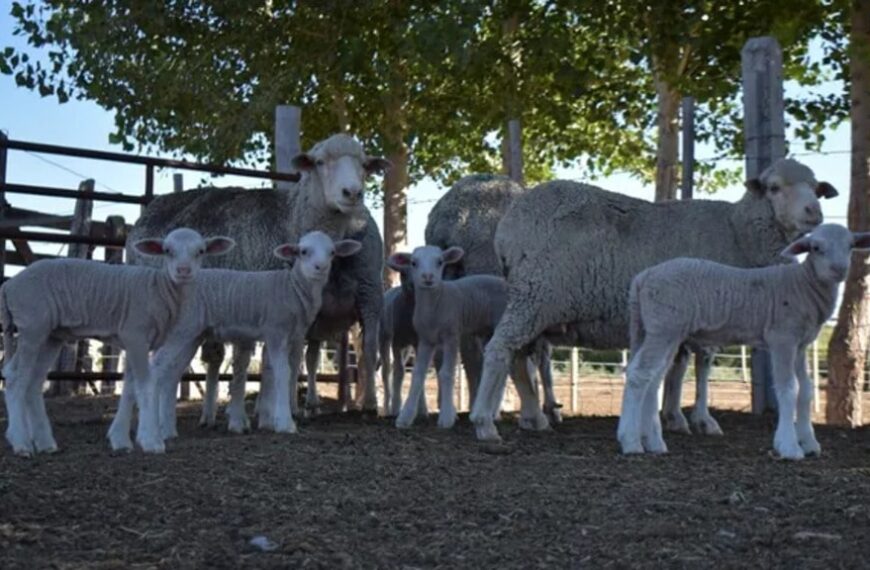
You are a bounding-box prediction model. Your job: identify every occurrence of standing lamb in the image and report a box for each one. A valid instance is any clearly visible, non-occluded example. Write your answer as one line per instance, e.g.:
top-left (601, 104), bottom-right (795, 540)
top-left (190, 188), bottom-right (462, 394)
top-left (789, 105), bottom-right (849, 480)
top-left (618, 224), bottom-right (870, 459)
top-left (143, 231), bottom-right (362, 438)
top-left (470, 159), bottom-right (838, 441)
top-left (388, 246), bottom-right (541, 430)
top-left (1, 228), bottom-right (235, 456)
top-left (424, 174), bottom-right (561, 422)
top-left (126, 133), bottom-right (390, 430)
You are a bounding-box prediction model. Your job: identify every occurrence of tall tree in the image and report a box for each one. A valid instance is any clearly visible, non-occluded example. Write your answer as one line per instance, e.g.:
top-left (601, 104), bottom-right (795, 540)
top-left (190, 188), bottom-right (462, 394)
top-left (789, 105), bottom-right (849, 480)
top-left (828, 0), bottom-right (870, 427)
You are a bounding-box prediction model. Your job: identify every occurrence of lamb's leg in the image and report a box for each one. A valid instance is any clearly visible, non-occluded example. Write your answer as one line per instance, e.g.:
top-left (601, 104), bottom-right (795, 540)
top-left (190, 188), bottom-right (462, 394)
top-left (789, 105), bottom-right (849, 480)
top-left (258, 344), bottom-right (276, 430)
top-left (396, 342), bottom-right (434, 429)
top-left (770, 343), bottom-right (803, 460)
top-left (459, 334), bottom-right (483, 409)
top-left (794, 345), bottom-right (820, 456)
top-left (226, 342), bottom-right (253, 433)
top-left (268, 338), bottom-right (298, 434)
top-left (536, 341), bottom-right (562, 425)
top-left (661, 345), bottom-right (691, 434)
top-left (387, 343), bottom-right (402, 417)
top-left (512, 356), bottom-right (550, 432)
top-left (379, 337), bottom-right (391, 417)
top-left (304, 341), bottom-right (322, 416)
top-left (125, 344), bottom-right (164, 453)
top-left (617, 336), bottom-right (676, 455)
top-left (5, 338), bottom-right (44, 456)
top-left (470, 300), bottom-right (545, 441)
top-left (26, 339), bottom-right (62, 454)
top-left (199, 340), bottom-right (225, 428)
top-left (108, 368), bottom-right (137, 451)
top-left (436, 341), bottom-right (459, 429)
top-left (690, 349), bottom-right (723, 436)
top-left (639, 343), bottom-right (679, 454)
top-left (153, 340), bottom-right (199, 441)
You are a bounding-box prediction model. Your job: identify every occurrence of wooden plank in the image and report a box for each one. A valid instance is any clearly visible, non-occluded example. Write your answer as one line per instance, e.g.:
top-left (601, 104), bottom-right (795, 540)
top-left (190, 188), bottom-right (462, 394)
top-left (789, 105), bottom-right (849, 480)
top-left (680, 96), bottom-right (695, 201)
top-left (275, 105), bottom-right (302, 190)
top-left (0, 206), bottom-right (73, 230)
top-left (11, 239), bottom-right (34, 265)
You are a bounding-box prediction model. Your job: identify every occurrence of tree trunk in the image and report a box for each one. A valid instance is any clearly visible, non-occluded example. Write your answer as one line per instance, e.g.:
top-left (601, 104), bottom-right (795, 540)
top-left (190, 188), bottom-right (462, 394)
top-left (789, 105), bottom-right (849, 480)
top-left (382, 92), bottom-right (408, 289)
top-left (653, 71), bottom-right (680, 202)
top-left (827, 0), bottom-right (870, 427)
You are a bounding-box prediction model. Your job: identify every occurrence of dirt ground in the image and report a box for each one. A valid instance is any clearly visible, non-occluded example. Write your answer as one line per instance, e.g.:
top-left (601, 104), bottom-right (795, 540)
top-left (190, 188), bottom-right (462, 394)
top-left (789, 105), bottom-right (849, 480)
top-left (2, 395), bottom-right (870, 569)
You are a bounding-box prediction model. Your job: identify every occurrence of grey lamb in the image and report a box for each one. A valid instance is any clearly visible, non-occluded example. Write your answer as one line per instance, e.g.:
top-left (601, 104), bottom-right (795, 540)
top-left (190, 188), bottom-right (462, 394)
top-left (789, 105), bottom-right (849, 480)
top-left (618, 224), bottom-right (870, 460)
top-left (470, 158), bottom-right (837, 441)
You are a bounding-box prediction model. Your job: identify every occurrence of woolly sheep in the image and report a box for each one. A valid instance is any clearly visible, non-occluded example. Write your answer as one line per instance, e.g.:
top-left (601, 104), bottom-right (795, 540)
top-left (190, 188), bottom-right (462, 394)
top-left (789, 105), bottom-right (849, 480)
top-left (1, 228), bottom-right (235, 456)
top-left (425, 174), bottom-right (561, 423)
top-left (618, 224), bottom-right (870, 459)
top-left (127, 133), bottom-right (390, 430)
top-left (387, 246), bottom-right (542, 430)
top-left (137, 231), bottom-right (363, 439)
top-left (470, 158), bottom-right (838, 441)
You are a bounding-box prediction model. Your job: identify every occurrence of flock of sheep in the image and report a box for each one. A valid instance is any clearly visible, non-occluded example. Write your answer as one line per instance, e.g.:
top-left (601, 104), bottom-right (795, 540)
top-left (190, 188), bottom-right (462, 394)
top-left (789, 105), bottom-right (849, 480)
top-left (1, 133), bottom-right (862, 462)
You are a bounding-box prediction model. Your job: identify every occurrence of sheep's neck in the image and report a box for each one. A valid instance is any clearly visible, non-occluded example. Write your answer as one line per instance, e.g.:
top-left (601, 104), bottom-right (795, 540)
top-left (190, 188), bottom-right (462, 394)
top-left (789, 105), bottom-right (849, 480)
top-left (413, 285), bottom-right (446, 330)
top-left (798, 262), bottom-right (839, 325)
top-left (289, 268), bottom-right (323, 326)
top-left (150, 270), bottom-right (189, 349)
top-left (731, 193), bottom-right (793, 267)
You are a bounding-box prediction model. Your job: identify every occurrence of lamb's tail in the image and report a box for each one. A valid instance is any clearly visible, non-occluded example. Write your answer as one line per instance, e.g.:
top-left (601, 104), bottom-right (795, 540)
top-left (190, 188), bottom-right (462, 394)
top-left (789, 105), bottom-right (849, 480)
top-left (0, 283), bottom-right (15, 366)
top-left (627, 277), bottom-right (645, 355)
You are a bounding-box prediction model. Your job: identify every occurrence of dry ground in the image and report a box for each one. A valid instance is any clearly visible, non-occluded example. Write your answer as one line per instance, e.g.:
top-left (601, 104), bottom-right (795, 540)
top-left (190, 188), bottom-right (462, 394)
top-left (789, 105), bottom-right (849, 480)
top-left (2, 394), bottom-right (870, 569)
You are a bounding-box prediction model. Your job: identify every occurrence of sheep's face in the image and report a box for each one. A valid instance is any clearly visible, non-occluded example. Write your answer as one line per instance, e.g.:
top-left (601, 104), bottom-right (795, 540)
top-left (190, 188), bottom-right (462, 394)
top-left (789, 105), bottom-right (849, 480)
top-left (781, 224), bottom-right (870, 283)
top-left (133, 228), bottom-right (236, 285)
top-left (274, 230), bottom-right (362, 283)
top-left (747, 159), bottom-right (838, 238)
top-left (292, 134), bottom-right (391, 215)
top-left (388, 246), bottom-right (464, 290)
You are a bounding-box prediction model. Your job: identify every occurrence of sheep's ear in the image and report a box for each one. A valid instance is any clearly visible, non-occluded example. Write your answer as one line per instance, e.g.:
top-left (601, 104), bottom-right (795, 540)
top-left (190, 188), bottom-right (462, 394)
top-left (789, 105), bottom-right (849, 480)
top-left (852, 232), bottom-right (870, 250)
top-left (745, 178), bottom-right (765, 196)
top-left (441, 246), bottom-right (464, 265)
top-left (816, 181), bottom-right (839, 199)
top-left (364, 157), bottom-right (392, 175)
top-left (204, 236), bottom-right (236, 256)
top-left (291, 153), bottom-right (317, 171)
top-left (334, 239), bottom-right (362, 258)
top-left (273, 243), bottom-right (301, 261)
top-left (133, 238), bottom-right (165, 257)
top-left (386, 253), bottom-right (412, 272)
top-left (781, 236), bottom-right (812, 258)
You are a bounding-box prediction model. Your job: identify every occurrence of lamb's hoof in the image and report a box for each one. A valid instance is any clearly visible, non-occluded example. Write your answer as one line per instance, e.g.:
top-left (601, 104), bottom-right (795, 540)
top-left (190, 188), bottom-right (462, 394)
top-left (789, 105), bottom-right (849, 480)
top-left (34, 437), bottom-right (59, 454)
top-left (691, 414), bottom-right (724, 436)
top-left (227, 415), bottom-right (251, 434)
top-left (395, 414), bottom-right (415, 430)
top-left (160, 427), bottom-right (178, 441)
top-left (258, 417), bottom-right (275, 431)
top-left (137, 438), bottom-right (166, 454)
top-left (664, 411), bottom-right (692, 435)
top-left (641, 435), bottom-right (668, 454)
top-left (799, 438), bottom-right (822, 457)
top-left (437, 412), bottom-right (457, 430)
top-left (474, 421), bottom-right (502, 442)
top-left (544, 405), bottom-right (563, 426)
top-left (272, 417), bottom-right (298, 434)
top-left (108, 433), bottom-right (134, 453)
top-left (303, 404), bottom-right (321, 419)
top-left (619, 438), bottom-right (645, 455)
top-left (518, 413), bottom-right (550, 432)
top-left (198, 415), bottom-right (217, 429)
top-left (13, 446), bottom-right (34, 458)
top-left (774, 439), bottom-right (805, 461)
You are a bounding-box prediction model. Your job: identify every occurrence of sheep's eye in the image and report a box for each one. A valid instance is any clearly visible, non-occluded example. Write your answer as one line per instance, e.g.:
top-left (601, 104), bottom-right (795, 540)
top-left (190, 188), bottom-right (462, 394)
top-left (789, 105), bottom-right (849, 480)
top-left (198, 248), bottom-right (205, 256)
top-left (437, 259), bottom-right (443, 267)
top-left (163, 247), bottom-right (171, 255)
top-left (301, 248), bottom-right (309, 256)
top-left (769, 184), bottom-right (780, 193)
top-left (330, 249), bottom-right (335, 257)
top-left (410, 260), bottom-right (417, 267)
top-left (811, 244), bottom-right (820, 252)
top-left (316, 159), bottom-right (325, 166)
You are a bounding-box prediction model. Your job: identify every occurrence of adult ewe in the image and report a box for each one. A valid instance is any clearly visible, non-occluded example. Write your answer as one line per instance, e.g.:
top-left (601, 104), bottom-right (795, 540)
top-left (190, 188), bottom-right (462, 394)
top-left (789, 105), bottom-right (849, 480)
top-left (127, 134), bottom-right (390, 427)
top-left (424, 174), bottom-right (560, 422)
top-left (470, 158), bottom-right (838, 441)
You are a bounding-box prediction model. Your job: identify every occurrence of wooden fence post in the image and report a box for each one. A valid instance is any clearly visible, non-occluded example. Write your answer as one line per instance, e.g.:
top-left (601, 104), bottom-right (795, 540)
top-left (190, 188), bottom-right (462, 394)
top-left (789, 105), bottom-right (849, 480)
top-left (52, 178), bottom-right (95, 396)
top-left (570, 347), bottom-right (580, 414)
top-left (742, 36), bottom-right (785, 414)
top-left (99, 215), bottom-right (126, 395)
top-left (0, 131), bottom-right (8, 284)
top-left (812, 340), bottom-right (821, 415)
top-left (275, 105), bottom-right (302, 190)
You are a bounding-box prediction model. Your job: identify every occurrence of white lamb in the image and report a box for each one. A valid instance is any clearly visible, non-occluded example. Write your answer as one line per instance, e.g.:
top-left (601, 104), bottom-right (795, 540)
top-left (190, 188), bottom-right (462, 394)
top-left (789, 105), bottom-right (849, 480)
top-left (618, 224), bottom-right (870, 459)
top-left (137, 231), bottom-right (362, 439)
top-left (1, 228), bottom-right (235, 456)
top-left (387, 246), bottom-right (543, 430)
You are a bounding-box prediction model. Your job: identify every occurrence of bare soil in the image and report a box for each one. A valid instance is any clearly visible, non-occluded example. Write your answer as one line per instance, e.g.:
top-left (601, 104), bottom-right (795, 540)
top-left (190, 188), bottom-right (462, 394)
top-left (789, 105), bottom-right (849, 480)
top-left (2, 394), bottom-right (870, 569)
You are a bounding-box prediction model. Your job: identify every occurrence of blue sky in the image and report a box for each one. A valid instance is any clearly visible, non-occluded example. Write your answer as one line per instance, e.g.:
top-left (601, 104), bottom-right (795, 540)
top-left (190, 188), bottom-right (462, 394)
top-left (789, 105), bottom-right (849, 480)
top-left (0, 6), bottom-right (853, 266)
